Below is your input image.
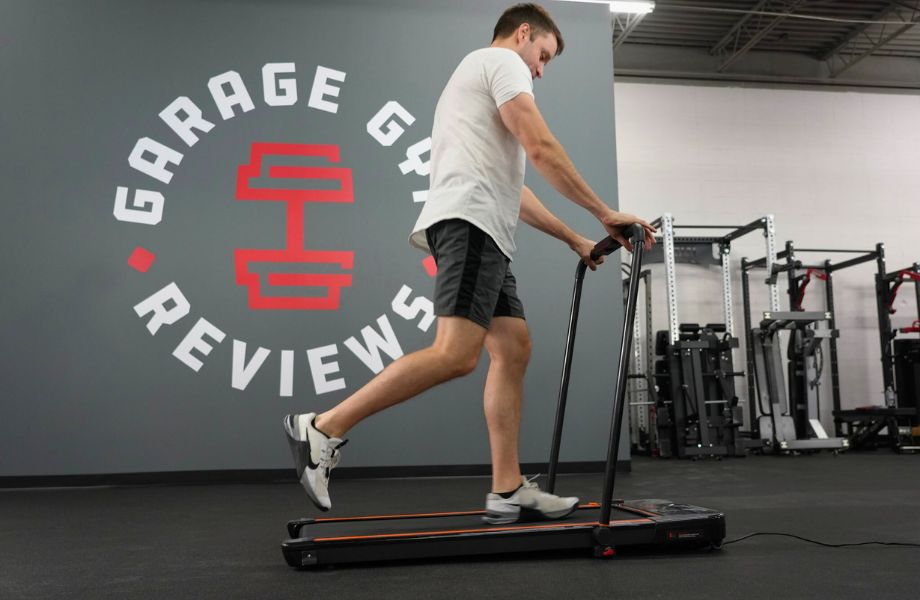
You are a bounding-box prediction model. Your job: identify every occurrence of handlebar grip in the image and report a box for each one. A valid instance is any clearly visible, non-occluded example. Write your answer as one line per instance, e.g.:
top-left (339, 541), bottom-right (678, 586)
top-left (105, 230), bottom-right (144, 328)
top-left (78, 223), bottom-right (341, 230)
top-left (589, 223), bottom-right (645, 261)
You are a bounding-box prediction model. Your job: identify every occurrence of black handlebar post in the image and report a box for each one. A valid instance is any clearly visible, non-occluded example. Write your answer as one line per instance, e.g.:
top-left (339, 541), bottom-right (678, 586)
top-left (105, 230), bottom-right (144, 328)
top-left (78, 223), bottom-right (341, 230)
top-left (546, 259), bottom-right (587, 494)
top-left (599, 224), bottom-right (645, 525)
top-left (545, 224), bottom-right (644, 502)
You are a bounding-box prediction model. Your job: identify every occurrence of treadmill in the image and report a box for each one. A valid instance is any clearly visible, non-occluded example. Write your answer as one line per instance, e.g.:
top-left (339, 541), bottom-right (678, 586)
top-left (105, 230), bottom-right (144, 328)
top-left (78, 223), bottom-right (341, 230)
top-left (281, 224), bottom-right (726, 568)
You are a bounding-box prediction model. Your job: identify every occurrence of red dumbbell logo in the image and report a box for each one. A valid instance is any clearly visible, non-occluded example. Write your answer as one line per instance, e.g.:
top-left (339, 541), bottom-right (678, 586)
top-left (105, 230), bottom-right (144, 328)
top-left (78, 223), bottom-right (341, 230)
top-left (235, 142), bottom-right (354, 310)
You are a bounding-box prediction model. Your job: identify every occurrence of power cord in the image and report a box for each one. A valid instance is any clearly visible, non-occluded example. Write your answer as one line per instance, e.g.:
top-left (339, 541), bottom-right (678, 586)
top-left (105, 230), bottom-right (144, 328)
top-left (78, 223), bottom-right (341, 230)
top-left (722, 532), bottom-right (920, 548)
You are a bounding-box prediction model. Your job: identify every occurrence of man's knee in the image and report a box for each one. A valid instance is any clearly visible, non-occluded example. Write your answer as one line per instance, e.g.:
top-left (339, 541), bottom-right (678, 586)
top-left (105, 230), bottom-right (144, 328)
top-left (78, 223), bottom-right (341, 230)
top-left (436, 345), bottom-right (480, 378)
top-left (488, 328), bottom-right (531, 368)
top-left (431, 316), bottom-right (487, 378)
top-left (518, 334), bottom-right (533, 364)
top-left (503, 339), bottom-right (531, 368)
top-left (456, 352), bottom-right (481, 377)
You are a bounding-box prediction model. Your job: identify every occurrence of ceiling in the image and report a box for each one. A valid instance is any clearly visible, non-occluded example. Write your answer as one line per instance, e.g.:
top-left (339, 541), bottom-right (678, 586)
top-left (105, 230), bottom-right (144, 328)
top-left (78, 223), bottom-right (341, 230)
top-left (612, 0), bottom-right (920, 89)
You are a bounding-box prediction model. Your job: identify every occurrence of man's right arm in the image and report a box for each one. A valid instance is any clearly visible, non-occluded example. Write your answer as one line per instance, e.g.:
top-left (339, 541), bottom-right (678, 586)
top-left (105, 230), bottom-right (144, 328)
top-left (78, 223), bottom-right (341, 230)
top-left (498, 93), bottom-right (655, 249)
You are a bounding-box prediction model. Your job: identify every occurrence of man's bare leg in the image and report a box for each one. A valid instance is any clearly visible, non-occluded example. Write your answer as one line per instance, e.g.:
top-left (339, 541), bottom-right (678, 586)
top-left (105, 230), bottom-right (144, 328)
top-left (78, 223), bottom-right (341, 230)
top-left (483, 316), bottom-right (532, 493)
top-left (314, 316), bottom-right (487, 438)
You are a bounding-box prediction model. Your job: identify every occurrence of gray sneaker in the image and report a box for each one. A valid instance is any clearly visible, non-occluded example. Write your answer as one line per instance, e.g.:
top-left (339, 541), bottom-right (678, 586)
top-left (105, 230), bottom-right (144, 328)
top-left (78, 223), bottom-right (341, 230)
top-left (283, 413), bottom-right (346, 511)
top-left (483, 475), bottom-right (579, 525)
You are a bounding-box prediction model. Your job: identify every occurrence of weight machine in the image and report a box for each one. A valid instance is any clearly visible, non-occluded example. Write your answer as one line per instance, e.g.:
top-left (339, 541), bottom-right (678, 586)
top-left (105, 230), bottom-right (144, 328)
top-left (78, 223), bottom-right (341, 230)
top-left (742, 242), bottom-right (887, 453)
top-left (642, 214), bottom-right (779, 459)
top-left (744, 242), bottom-right (919, 453)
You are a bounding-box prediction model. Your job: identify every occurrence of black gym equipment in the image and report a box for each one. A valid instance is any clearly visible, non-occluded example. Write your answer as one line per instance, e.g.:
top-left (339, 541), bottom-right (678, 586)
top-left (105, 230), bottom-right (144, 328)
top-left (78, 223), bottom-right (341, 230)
top-left (742, 241), bottom-right (920, 453)
top-left (742, 242), bottom-right (866, 453)
top-left (837, 250), bottom-right (920, 452)
top-left (643, 215), bottom-right (777, 459)
top-left (280, 224), bottom-right (726, 568)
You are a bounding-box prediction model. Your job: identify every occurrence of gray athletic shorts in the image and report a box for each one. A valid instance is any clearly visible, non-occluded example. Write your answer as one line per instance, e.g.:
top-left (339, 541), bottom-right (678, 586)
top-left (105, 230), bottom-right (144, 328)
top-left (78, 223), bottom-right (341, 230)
top-left (424, 219), bottom-right (525, 330)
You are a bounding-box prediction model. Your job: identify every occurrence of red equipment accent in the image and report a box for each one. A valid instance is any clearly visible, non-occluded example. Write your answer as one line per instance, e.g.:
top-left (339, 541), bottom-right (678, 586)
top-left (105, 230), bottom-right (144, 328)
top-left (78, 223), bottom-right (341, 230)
top-left (888, 269), bottom-right (920, 315)
top-left (900, 320), bottom-right (920, 334)
top-left (795, 268), bottom-right (827, 310)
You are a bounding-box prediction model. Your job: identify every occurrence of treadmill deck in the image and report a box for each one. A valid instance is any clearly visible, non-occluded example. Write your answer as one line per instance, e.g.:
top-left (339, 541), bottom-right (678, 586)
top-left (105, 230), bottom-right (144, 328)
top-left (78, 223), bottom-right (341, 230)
top-left (282, 499), bottom-right (725, 568)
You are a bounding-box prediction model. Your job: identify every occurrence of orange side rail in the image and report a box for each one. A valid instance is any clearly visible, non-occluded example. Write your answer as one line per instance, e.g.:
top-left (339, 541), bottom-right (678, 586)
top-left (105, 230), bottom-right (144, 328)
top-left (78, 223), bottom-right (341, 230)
top-left (313, 518), bottom-right (653, 543)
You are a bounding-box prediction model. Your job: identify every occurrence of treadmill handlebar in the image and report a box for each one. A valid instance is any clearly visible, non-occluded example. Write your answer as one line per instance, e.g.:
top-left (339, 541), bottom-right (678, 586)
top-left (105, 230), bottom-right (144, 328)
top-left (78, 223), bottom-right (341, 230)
top-left (590, 224), bottom-right (646, 261)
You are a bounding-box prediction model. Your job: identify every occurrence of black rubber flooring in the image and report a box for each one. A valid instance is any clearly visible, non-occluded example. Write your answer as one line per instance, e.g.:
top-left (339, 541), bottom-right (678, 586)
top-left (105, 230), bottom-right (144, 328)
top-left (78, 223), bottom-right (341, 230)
top-left (2, 453), bottom-right (918, 600)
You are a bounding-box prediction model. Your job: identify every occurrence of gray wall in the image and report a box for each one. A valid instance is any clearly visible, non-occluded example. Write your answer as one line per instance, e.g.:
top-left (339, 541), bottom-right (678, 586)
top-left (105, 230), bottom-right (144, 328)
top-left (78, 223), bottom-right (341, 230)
top-left (0, 0), bottom-right (626, 476)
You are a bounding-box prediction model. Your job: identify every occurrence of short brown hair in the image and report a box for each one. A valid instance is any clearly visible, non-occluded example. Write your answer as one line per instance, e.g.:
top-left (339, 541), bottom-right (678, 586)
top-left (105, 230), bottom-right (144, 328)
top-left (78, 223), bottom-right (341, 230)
top-left (492, 3), bottom-right (564, 57)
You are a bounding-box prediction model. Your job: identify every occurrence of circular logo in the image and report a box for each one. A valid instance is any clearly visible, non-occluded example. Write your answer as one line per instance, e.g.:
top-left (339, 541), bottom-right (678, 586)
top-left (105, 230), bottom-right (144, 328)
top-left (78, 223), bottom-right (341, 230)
top-left (113, 61), bottom-right (437, 399)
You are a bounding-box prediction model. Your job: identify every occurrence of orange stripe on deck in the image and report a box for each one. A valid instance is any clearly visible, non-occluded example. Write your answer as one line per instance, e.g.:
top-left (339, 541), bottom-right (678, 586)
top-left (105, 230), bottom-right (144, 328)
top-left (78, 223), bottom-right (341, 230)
top-left (315, 509), bottom-right (483, 522)
top-left (314, 502), bottom-right (602, 523)
top-left (616, 505), bottom-right (660, 518)
top-left (313, 517), bottom-right (652, 543)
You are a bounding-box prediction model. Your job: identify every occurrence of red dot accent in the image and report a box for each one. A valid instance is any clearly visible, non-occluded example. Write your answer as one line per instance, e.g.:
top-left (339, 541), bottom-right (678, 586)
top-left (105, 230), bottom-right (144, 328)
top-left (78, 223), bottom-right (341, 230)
top-left (128, 247), bottom-right (156, 273)
top-left (423, 255), bottom-right (437, 277)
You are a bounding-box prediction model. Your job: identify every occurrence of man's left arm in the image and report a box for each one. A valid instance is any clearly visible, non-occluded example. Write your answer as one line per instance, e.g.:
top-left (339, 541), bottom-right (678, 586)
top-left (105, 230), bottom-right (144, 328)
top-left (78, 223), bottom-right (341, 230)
top-left (519, 185), bottom-right (604, 270)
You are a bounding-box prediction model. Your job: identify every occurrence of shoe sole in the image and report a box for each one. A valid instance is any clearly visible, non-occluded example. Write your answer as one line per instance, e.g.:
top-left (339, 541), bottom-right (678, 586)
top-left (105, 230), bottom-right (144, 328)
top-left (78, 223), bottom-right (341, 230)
top-left (482, 513), bottom-right (520, 525)
top-left (482, 502), bottom-right (578, 525)
top-left (282, 415), bottom-right (330, 512)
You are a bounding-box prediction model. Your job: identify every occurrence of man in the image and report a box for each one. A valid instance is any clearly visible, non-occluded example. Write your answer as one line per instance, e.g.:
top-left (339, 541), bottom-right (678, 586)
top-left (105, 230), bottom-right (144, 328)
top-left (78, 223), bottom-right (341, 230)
top-left (284, 3), bottom-right (656, 524)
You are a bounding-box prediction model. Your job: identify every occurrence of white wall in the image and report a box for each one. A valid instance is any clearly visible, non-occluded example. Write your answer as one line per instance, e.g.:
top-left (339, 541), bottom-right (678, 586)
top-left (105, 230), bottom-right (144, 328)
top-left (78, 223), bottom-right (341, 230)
top-left (614, 81), bottom-right (920, 430)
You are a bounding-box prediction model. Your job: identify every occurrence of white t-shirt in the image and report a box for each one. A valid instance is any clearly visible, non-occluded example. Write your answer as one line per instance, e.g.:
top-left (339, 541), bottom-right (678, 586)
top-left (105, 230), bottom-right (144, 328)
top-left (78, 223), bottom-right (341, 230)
top-left (408, 47), bottom-right (534, 260)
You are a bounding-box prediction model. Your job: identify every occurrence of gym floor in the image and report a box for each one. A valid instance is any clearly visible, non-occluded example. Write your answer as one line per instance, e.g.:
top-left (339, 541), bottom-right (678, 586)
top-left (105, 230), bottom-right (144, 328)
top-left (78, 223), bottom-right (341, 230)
top-left (2, 453), bottom-right (917, 600)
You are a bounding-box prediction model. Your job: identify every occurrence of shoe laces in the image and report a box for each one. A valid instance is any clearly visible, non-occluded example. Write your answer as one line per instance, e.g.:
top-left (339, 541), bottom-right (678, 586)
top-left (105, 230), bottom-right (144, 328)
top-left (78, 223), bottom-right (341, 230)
top-left (521, 474), bottom-right (541, 491)
top-left (320, 440), bottom-right (347, 476)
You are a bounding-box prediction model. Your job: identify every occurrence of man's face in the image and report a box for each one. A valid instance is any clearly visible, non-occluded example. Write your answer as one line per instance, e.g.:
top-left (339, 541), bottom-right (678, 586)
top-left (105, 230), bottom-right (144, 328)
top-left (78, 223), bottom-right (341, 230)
top-left (515, 25), bottom-right (557, 80)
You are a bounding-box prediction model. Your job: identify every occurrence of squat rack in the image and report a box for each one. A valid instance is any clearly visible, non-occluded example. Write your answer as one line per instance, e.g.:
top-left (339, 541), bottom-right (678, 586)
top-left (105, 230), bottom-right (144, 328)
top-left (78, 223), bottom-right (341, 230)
top-left (642, 214), bottom-right (780, 457)
top-left (875, 252), bottom-right (920, 410)
top-left (648, 214), bottom-right (781, 350)
top-left (857, 249), bottom-right (920, 451)
top-left (621, 263), bottom-right (656, 454)
top-left (742, 242), bottom-right (920, 451)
